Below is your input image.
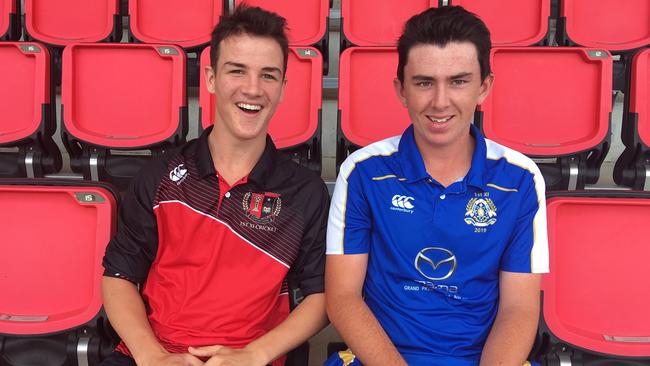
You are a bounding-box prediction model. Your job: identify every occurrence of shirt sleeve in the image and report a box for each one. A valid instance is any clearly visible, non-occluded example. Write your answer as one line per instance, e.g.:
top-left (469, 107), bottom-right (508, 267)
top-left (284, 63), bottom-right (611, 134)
top-left (102, 161), bottom-right (165, 285)
top-left (288, 178), bottom-right (331, 297)
top-left (500, 167), bottom-right (549, 273)
top-left (326, 159), bottom-right (372, 255)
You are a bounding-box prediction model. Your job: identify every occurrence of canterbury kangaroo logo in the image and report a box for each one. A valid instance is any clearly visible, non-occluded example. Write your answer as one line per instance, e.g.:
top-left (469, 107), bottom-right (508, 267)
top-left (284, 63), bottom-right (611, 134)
top-left (169, 164), bottom-right (188, 184)
top-left (392, 195), bottom-right (415, 209)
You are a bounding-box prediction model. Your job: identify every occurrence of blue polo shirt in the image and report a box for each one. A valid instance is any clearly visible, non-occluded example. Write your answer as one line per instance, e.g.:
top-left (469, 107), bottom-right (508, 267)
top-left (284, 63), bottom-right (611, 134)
top-left (327, 125), bottom-right (549, 365)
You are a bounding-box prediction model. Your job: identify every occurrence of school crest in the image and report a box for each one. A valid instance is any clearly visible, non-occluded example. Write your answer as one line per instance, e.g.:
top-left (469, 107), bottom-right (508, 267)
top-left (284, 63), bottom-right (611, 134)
top-left (464, 197), bottom-right (497, 227)
top-left (242, 192), bottom-right (282, 223)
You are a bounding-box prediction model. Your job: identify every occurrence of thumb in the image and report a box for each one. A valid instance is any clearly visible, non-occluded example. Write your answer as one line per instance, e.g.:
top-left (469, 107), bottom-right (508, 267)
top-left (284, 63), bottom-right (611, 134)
top-left (188, 345), bottom-right (224, 357)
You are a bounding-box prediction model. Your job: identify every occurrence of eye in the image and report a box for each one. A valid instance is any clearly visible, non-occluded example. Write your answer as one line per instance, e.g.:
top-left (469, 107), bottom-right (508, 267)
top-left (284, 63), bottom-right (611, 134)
top-left (451, 79), bottom-right (468, 86)
top-left (262, 73), bottom-right (278, 81)
top-left (416, 81), bottom-right (432, 87)
top-left (229, 69), bottom-right (245, 75)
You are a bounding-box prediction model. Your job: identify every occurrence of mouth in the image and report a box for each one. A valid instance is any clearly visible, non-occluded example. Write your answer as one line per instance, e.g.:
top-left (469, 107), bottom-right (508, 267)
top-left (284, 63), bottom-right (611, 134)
top-left (236, 102), bottom-right (263, 115)
top-left (426, 115), bottom-right (453, 124)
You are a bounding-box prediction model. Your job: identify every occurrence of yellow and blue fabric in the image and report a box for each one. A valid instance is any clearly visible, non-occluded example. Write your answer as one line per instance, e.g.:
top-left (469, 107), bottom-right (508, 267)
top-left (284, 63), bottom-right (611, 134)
top-left (326, 125), bottom-right (549, 365)
top-left (323, 349), bottom-right (361, 366)
top-left (323, 349), bottom-right (540, 366)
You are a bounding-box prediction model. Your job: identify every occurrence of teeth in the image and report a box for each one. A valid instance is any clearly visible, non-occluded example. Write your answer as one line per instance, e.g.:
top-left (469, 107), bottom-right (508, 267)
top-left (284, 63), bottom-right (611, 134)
top-left (237, 103), bottom-right (262, 111)
top-left (429, 116), bottom-right (452, 123)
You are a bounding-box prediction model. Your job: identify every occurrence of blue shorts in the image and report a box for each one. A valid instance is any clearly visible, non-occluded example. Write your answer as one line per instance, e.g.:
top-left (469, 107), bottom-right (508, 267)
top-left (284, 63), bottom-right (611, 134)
top-left (323, 349), bottom-right (363, 366)
top-left (323, 349), bottom-right (540, 366)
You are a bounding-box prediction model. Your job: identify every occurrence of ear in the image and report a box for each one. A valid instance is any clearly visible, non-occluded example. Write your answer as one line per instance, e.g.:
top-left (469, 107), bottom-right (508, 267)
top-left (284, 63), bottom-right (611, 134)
top-left (477, 73), bottom-right (494, 105)
top-left (393, 78), bottom-right (407, 107)
top-left (204, 65), bottom-right (216, 94)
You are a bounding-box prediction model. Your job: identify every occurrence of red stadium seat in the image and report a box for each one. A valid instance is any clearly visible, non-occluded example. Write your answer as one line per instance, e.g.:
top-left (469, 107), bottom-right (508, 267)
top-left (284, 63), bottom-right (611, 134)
top-left (476, 47), bottom-right (612, 190)
top-left (233, 0), bottom-right (330, 73)
top-left (233, 0), bottom-right (329, 46)
top-left (0, 0), bottom-right (20, 41)
top-left (630, 50), bottom-right (650, 149)
top-left (0, 180), bottom-right (118, 366)
top-left (128, 0), bottom-right (224, 50)
top-left (24, 0), bottom-right (121, 46)
top-left (559, 0), bottom-right (650, 52)
top-left (337, 47), bottom-right (410, 166)
top-left (341, 0), bottom-right (437, 47)
top-left (615, 48), bottom-right (650, 189)
top-left (538, 192), bottom-right (650, 364)
top-left (449, 0), bottom-right (550, 46)
top-left (61, 43), bottom-right (187, 189)
top-left (199, 46), bottom-right (323, 171)
top-left (0, 42), bottom-right (61, 178)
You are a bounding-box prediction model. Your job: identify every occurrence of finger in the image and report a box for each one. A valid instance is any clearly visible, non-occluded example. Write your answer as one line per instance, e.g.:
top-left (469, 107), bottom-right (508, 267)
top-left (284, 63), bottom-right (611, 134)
top-left (203, 356), bottom-right (228, 366)
top-left (188, 345), bottom-right (224, 356)
top-left (184, 354), bottom-right (206, 366)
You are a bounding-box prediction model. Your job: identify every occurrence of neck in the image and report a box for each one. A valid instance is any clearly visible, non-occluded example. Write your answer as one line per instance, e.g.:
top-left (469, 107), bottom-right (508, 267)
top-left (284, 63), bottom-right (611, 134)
top-left (207, 129), bottom-right (267, 186)
top-left (417, 134), bottom-right (475, 188)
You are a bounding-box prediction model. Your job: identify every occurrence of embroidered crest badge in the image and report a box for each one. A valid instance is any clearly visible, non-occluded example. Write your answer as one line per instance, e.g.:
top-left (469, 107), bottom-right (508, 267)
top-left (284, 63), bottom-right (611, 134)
top-left (464, 197), bottom-right (497, 227)
top-left (242, 192), bottom-right (282, 223)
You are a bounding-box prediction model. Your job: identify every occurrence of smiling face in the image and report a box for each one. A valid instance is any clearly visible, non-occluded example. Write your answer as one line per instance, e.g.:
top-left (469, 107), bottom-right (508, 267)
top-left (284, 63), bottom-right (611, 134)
top-left (204, 33), bottom-right (286, 143)
top-left (394, 41), bottom-right (493, 156)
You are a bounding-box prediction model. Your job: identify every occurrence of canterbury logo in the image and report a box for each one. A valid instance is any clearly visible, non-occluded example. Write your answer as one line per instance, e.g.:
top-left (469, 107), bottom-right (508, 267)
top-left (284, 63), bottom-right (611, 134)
top-left (169, 164), bottom-right (188, 184)
top-left (391, 195), bottom-right (415, 209)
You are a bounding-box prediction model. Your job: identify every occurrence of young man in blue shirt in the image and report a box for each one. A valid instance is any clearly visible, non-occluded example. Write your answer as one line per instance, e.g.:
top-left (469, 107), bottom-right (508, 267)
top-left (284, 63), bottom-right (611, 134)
top-left (325, 6), bottom-right (549, 366)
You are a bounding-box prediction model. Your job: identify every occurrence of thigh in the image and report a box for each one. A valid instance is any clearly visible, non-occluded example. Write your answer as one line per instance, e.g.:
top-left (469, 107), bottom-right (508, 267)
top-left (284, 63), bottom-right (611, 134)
top-left (99, 351), bottom-right (137, 366)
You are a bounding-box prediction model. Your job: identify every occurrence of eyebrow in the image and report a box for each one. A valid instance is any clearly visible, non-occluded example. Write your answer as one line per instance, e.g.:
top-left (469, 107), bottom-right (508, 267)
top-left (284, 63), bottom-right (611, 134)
top-left (411, 72), bottom-right (474, 81)
top-left (224, 61), bottom-right (246, 69)
top-left (450, 72), bottom-right (473, 79)
top-left (223, 62), bottom-right (282, 75)
top-left (261, 66), bottom-right (283, 75)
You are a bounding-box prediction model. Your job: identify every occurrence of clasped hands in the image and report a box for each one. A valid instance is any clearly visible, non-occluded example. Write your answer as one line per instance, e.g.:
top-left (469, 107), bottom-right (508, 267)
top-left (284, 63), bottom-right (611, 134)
top-left (141, 344), bottom-right (269, 366)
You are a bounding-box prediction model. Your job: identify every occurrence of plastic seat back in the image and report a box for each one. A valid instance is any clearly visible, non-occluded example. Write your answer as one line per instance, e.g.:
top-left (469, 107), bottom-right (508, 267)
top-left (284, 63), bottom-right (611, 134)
top-left (338, 47), bottom-right (410, 165)
top-left (128, 0), bottom-right (223, 49)
top-left (542, 192), bottom-right (650, 360)
top-left (24, 0), bottom-right (121, 46)
top-left (61, 43), bottom-right (187, 189)
top-left (0, 42), bottom-right (52, 145)
top-left (0, 0), bottom-right (20, 41)
top-left (477, 47), bottom-right (612, 189)
top-left (0, 42), bottom-right (61, 177)
top-left (0, 180), bottom-right (119, 365)
top-left (630, 48), bottom-right (650, 147)
top-left (614, 49), bottom-right (650, 189)
top-left (341, 0), bottom-right (437, 46)
top-left (450, 0), bottom-right (550, 46)
top-left (560, 0), bottom-right (650, 51)
top-left (234, 0), bottom-right (329, 46)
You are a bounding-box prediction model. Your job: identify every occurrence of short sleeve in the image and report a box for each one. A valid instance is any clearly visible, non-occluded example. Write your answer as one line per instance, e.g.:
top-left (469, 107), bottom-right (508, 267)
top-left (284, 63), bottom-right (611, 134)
top-left (102, 161), bottom-right (165, 285)
top-left (326, 159), bottom-right (372, 255)
top-left (501, 168), bottom-right (549, 273)
top-left (287, 178), bottom-right (330, 297)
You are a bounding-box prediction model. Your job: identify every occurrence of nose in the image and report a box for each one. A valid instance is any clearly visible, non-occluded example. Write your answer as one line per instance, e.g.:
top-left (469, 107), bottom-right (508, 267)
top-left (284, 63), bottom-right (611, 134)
top-left (431, 84), bottom-right (450, 110)
top-left (241, 73), bottom-right (262, 98)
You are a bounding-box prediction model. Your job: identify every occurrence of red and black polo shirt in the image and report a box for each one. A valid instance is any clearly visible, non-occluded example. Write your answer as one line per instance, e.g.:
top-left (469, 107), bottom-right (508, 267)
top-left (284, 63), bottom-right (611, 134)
top-left (103, 127), bottom-right (329, 357)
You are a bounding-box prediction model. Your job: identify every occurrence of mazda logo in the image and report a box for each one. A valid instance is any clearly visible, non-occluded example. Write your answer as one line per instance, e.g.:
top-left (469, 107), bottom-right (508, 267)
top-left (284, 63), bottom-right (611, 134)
top-left (414, 247), bottom-right (457, 281)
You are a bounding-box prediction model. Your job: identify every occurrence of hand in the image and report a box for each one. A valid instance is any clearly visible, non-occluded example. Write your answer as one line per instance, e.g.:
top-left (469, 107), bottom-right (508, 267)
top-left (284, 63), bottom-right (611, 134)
top-left (139, 352), bottom-right (204, 366)
top-left (188, 345), bottom-right (268, 366)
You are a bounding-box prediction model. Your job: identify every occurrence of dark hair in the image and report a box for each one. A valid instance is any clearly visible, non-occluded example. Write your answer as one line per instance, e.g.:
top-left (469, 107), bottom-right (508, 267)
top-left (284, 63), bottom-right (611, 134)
top-left (397, 6), bottom-right (491, 83)
top-left (209, 4), bottom-right (289, 74)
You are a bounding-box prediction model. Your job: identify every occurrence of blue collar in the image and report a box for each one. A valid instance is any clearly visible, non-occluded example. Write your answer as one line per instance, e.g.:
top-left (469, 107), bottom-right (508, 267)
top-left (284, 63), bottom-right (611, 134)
top-left (396, 124), bottom-right (487, 190)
